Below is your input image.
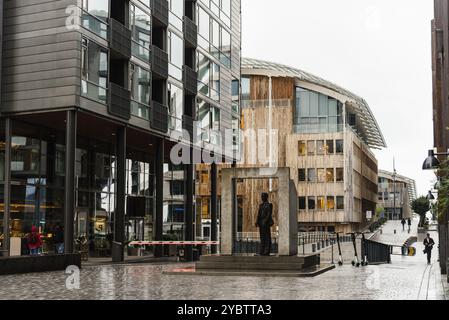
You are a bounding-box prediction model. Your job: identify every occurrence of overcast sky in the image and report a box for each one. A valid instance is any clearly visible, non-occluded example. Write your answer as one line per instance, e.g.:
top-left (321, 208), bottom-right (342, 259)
top-left (241, 0), bottom-right (435, 196)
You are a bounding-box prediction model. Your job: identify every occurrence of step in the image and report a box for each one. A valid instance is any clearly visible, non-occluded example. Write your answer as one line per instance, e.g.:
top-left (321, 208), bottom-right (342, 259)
top-left (199, 255), bottom-right (316, 264)
top-left (196, 261), bottom-right (307, 271)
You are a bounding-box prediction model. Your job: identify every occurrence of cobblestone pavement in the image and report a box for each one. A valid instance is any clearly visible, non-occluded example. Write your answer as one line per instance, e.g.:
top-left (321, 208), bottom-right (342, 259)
top-left (0, 231), bottom-right (447, 300)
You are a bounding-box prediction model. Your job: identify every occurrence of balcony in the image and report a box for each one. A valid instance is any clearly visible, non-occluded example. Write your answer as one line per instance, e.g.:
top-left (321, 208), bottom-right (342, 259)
top-left (109, 18), bottom-right (131, 59)
top-left (151, 45), bottom-right (169, 79)
top-left (151, 100), bottom-right (168, 133)
top-left (183, 16), bottom-right (198, 48)
top-left (108, 82), bottom-right (131, 120)
top-left (151, 0), bottom-right (169, 27)
top-left (183, 65), bottom-right (197, 95)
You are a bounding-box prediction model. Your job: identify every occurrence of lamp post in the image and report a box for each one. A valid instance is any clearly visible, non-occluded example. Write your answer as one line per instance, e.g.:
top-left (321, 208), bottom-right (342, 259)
top-left (422, 149), bottom-right (449, 277)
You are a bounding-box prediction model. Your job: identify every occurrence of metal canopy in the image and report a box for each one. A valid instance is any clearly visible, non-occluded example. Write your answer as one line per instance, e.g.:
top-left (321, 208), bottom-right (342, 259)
top-left (242, 57), bottom-right (387, 149)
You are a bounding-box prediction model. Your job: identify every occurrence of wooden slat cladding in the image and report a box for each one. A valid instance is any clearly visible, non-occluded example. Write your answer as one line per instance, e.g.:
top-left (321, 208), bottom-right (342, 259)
top-left (1, 0), bottom-right (80, 113)
top-left (250, 76), bottom-right (295, 101)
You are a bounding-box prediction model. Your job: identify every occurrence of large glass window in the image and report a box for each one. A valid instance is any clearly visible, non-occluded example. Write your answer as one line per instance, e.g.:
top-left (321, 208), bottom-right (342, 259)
top-left (130, 4), bottom-right (151, 62)
top-left (241, 76), bottom-right (250, 101)
top-left (130, 64), bottom-right (150, 120)
top-left (169, 0), bottom-right (183, 30)
top-left (168, 83), bottom-right (184, 132)
top-left (168, 31), bottom-right (183, 81)
top-left (82, 0), bottom-right (109, 39)
top-left (81, 38), bottom-right (108, 104)
top-left (295, 87), bottom-right (343, 133)
top-left (198, 7), bottom-right (210, 48)
top-left (197, 53), bottom-right (220, 101)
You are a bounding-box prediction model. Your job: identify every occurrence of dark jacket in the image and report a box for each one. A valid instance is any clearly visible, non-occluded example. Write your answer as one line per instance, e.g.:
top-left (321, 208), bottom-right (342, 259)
top-left (54, 227), bottom-right (64, 243)
top-left (424, 237), bottom-right (435, 251)
top-left (256, 202), bottom-right (274, 228)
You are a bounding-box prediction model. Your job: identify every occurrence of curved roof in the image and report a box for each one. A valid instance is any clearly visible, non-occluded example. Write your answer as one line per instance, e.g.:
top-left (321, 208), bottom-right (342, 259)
top-left (378, 170), bottom-right (417, 202)
top-left (242, 57), bottom-right (387, 149)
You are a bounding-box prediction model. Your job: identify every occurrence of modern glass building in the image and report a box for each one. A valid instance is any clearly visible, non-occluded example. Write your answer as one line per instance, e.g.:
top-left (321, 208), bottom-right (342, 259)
top-left (0, 0), bottom-right (241, 261)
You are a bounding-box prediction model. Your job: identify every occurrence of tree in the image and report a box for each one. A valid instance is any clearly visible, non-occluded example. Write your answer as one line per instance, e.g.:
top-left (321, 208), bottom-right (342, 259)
top-left (411, 197), bottom-right (430, 227)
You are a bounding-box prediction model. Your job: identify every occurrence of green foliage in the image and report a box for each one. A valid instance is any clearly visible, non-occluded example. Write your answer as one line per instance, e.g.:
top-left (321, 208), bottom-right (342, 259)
top-left (411, 196), bottom-right (430, 227)
top-left (436, 160), bottom-right (449, 225)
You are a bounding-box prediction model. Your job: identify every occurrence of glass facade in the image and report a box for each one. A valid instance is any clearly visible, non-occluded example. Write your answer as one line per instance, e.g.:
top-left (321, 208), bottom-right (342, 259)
top-left (294, 87), bottom-right (343, 133)
top-left (130, 64), bottom-right (151, 120)
top-left (130, 3), bottom-right (151, 62)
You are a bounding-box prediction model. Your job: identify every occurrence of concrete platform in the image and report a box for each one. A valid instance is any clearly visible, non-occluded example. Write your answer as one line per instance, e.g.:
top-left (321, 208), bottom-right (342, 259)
top-left (163, 254), bottom-right (335, 277)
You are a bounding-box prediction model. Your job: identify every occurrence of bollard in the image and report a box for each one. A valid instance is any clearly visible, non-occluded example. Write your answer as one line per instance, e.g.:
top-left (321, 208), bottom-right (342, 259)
top-left (326, 240), bottom-right (329, 247)
top-left (394, 229), bottom-right (396, 234)
top-left (380, 229), bottom-right (383, 234)
top-left (312, 243), bottom-right (316, 253)
top-left (317, 242), bottom-right (321, 250)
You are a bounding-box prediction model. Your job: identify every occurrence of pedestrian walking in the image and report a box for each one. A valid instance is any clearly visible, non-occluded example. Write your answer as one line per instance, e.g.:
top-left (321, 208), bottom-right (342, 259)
top-left (401, 218), bottom-right (406, 231)
top-left (28, 226), bottom-right (42, 256)
top-left (53, 224), bottom-right (64, 254)
top-left (407, 218), bottom-right (412, 231)
top-left (423, 233), bottom-right (435, 264)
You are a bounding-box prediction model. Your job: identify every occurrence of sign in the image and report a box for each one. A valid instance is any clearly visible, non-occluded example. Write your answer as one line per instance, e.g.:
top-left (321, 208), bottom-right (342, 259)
top-left (366, 211), bottom-right (373, 220)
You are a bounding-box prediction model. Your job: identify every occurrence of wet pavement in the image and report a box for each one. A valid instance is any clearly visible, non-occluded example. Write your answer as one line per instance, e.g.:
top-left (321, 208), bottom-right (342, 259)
top-left (0, 229), bottom-right (447, 300)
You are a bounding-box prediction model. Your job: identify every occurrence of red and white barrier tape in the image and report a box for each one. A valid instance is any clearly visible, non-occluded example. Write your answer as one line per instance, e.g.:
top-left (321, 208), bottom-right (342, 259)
top-left (129, 241), bottom-right (220, 246)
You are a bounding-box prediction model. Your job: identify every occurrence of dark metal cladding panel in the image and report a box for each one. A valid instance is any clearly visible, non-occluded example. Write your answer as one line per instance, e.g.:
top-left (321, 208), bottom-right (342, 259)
top-left (183, 16), bottom-right (197, 49)
top-left (183, 65), bottom-right (197, 95)
top-left (109, 18), bottom-right (131, 59)
top-left (151, 45), bottom-right (169, 79)
top-left (151, 0), bottom-right (169, 27)
top-left (182, 114), bottom-right (194, 138)
top-left (151, 100), bottom-right (168, 133)
top-left (109, 82), bottom-right (131, 119)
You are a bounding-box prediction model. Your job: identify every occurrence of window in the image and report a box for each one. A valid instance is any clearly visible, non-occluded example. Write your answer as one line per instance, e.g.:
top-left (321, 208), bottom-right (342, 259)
top-left (299, 197), bottom-right (306, 210)
top-left (168, 83), bottom-right (184, 131)
top-left (298, 141), bottom-right (306, 156)
top-left (81, 37), bottom-right (108, 104)
top-left (231, 80), bottom-right (240, 113)
top-left (170, 180), bottom-right (184, 196)
top-left (327, 196), bottom-right (335, 210)
top-left (317, 169), bottom-right (326, 183)
top-left (316, 140), bottom-right (325, 155)
top-left (130, 4), bottom-right (151, 61)
top-left (326, 168), bottom-right (334, 182)
top-left (336, 140), bottom-right (344, 154)
top-left (168, 31), bottom-right (183, 80)
top-left (169, 0), bottom-right (183, 30)
top-left (307, 141), bottom-right (315, 156)
top-left (130, 64), bottom-right (150, 119)
top-left (307, 169), bottom-right (316, 182)
top-left (82, 0), bottom-right (109, 39)
top-left (241, 76), bottom-right (250, 100)
top-left (198, 7), bottom-right (210, 47)
top-left (298, 169), bottom-right (306, 182)
top-left (197, 53), bottom-right (220, 101)
top-left (336, 168), bottom-right (344, 182)
top-left (336, 196), bottom-right (344, 210)
top-left (326, 140), bottom-right (334, 154)
top-left (294, 87), bottom-right (343, 134)
top-left (308, 197), bottom-right (316, 210)
top-left (317, 197), bottom-right (325, 210)
top-left (197, 99), bottom-right (221, 144)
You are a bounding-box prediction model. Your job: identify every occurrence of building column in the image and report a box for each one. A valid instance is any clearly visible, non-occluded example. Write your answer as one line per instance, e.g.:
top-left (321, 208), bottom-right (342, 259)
top-left (210, 162), bottom-right (218, 254)
top-left (2, 118), bottom-right (11, 257)
top-left (154, 138), bottom-right (164, 258)
top-left (184, 161), bottom-right (194, 261)
top-left (113, 126), bottom-right (126, 262)
top-left (64, 110), bottom-right (77, 254)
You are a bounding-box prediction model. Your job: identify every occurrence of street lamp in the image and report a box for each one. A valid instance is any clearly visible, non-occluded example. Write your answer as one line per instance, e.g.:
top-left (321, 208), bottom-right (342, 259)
top-left (422, 150), bottom-right (448, 170)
